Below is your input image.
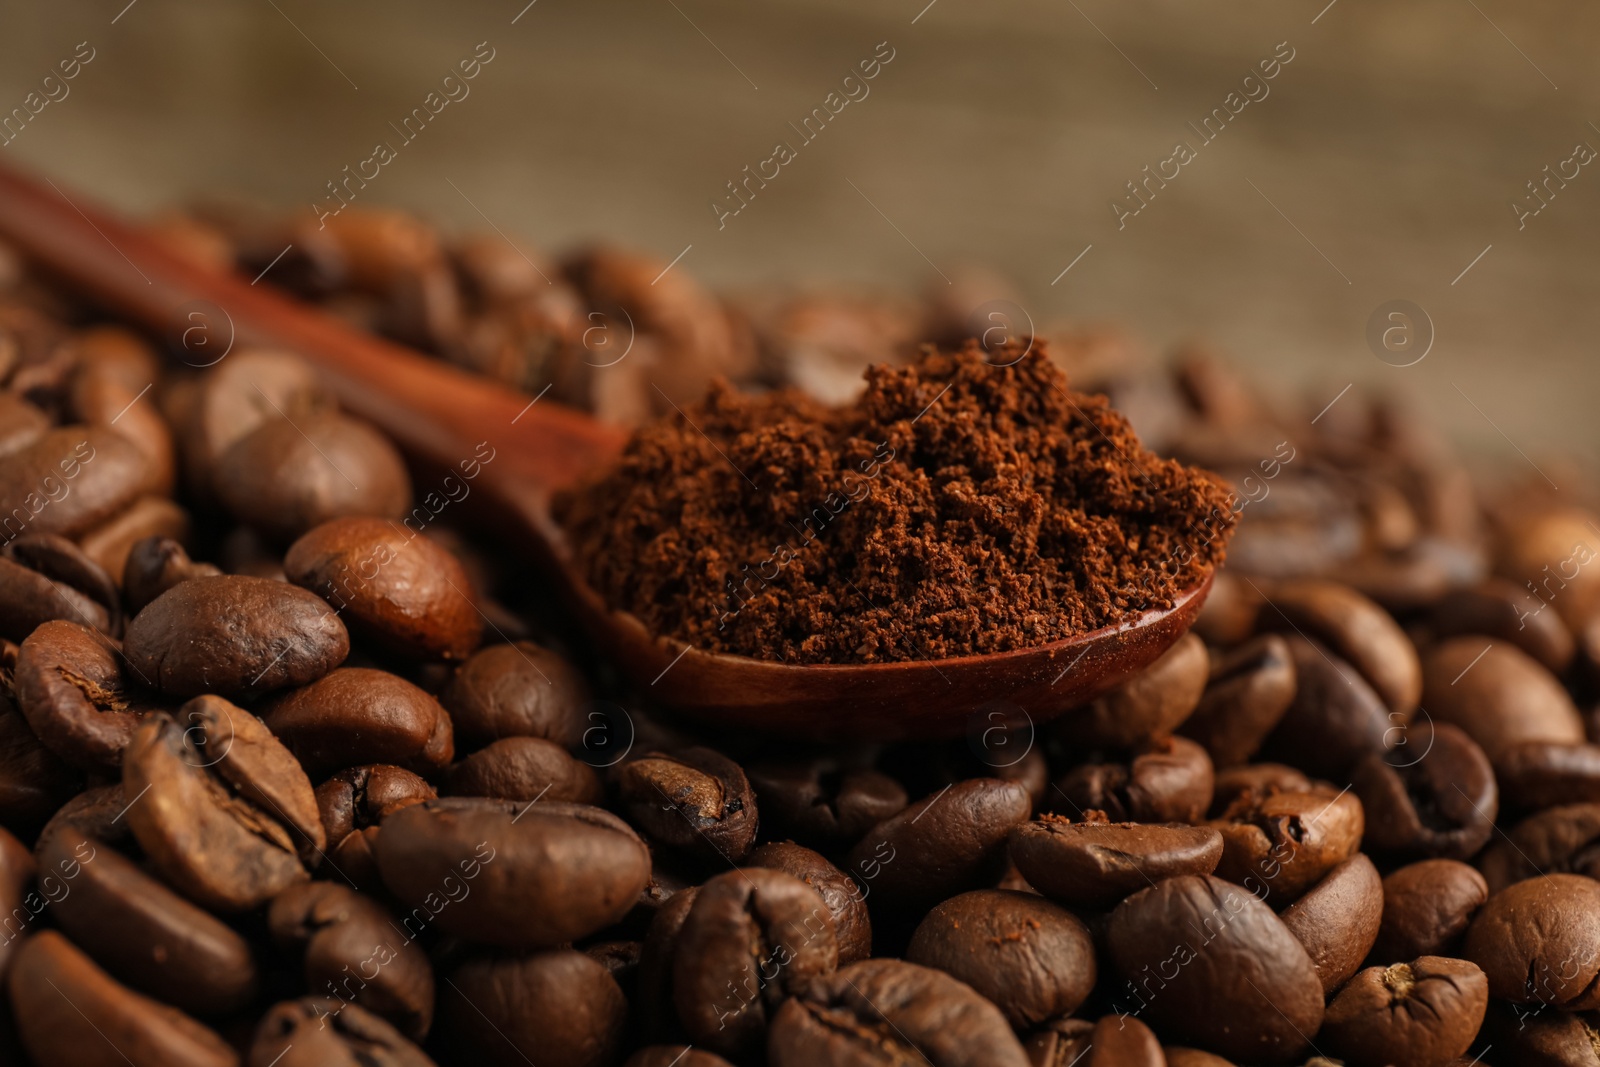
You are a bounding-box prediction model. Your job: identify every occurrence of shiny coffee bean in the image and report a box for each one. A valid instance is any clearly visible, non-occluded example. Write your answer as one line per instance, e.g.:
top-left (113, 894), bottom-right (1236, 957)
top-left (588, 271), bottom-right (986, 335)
top-left (614, 747), bottom-right (757, 863)
top-left (0, 393), bottom-right (49, 457)
top-left (637, 886), bottom-right (698, 1039)
top-left (182, 349), bottom-right (334, 497)
top-left (747, 756), bottom-right (907, 850)
top-left (1351, 720), bottom-right (1497, 861)
top-left (1478, 803), bottom-right (1600, 893)
top-left (262, 668), bottom-right (453, 778)
top-left (0, 689), bottom-right (81, 838)
top-left (1431, 577), bottom-right (1576, 674)
top-left (1421, 637), bottom-right (1583, 760)
top-left (624, 1049), bottom-right (734, 1067)
top-left (247, 998), bottom-right (435, 1067)
top-left (748, 841), bottom-right (872, 964)
top-left (1105, 875), bottom-right (1324, 1063)
top-left (846, 778), bottom-right (1032, 913)
top-left (1257, 579), bottom-right (1421, 716)
top-left (1279, 853), bottom-right (1383, 993)
top-left (441, 639), bottom-right (591, 749)
top-left (0, 824), bottom-right (34, 976)
top-left (1054, 735), bottom-right (1213, 825)
top-left (268, 881), bottom-right (434, 1040)
top-left (77, 497), bottom-right (193, 587)
top-left (8, 930), bottom-right (237, 1067)
top-left (1026, 1015), bottom-right (1166, 1067)
top-left (906, 889), bottom-right (1095, 1029)
top-left (122, 697), bottom-right (324, 912)
top-left (39, 820), bottom-right (259, 1016)
top-left (673, 867), bottom-right (838, 1058)
top-left (443, 736), bottom-right (602, 804)
top-left (214, 411), bottom-right (412, 543)
top-left (15, 619), bottom-right (154, 771)
top-left (768, 958), bottom-right (1030, 1067)
top-left (374, 798), bottom-right (650, 948)
top-left (286, 517), bottom-right (482, 661)
top-left (1210, 785), bottom-right (1364, 905)
top-left (316, 764), bottom-right (435, 849)
top-left (121, 536), bottom-right (220, 616)
top-left (1322, 957), bottom-right (1488, 1067)
top-left (124, 574), bottom-right (349, 697)
top-left (1261, 636), bottom-right (1392, 779)
top-left (1057, 632), bottom-right (1208, 748)
top-left (435, 948), bottom-right (626, 1067)
top-left (0, 425), bottom-right (152, 539)
top-left (1007, 813), bottom-right (1223, 911)
top-left (1373, 860), bottom-right (1488, 961)
top-left (1496, 741), bottom-right (1600, 811)
top-left (1466, 874), bottom-right (1600, 1009)
top-left (1180, 633), bottom-right (1296, 768)
top-left (0, 533), bottom-right (120, 640)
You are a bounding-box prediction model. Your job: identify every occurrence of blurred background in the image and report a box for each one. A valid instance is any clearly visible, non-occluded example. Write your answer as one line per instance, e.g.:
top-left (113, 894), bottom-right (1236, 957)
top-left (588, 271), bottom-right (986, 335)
top-left (3, 0), bottom-right (1596, 469)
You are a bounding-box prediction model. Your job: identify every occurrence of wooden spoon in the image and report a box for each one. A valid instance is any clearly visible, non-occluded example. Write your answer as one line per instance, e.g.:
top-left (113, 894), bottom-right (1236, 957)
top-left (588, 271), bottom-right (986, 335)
top-left (0, 163), bottom-right (1212, 742)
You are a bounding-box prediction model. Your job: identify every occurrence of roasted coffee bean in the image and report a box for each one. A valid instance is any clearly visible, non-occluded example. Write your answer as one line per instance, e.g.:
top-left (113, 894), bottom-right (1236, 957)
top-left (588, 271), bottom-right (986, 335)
top-left (1478, 803), bottom-right (1600, 893)
top-left (268, 881), bottom-right (434, 1040)
top-left (1023, 1018), bottom-right (1094, 1067)
top-left (122, 697), bottom-right (324, 912)
top-left (1280, 853), bottom-right (1383, 993)
top-left (122, 536), bottom-right (220, 616)
top-left (768, 958), bottom-right (1030, 1067)
top-left (747, 756), bottom-right (907, 849)
top-left (1054, 735), bottom-right (1213, 825)
top-left (443, 735), bottom-right (602, 804)
top-left (748, 841), bottom-right (872, 964)
top-left (261, 668), bottom-right (454, 778)
top-left (614, 747), bottom-right (757, 863)
top-left (1057, 632), bottom-right (1208, 748)
top-left (1431, 578), bottom-right (1576, 674)
top-left (1373, 860), bottom-right (1488, 961)
top-left (1180, 633), bottom-right (1296, 768)
top-left (247, 998), bottom-right (435, 1067)
top-left (441, 639), bottom-right (591, 749)
top-left (1007, 813), bottom-right (1223, 910)
top-left (583, 939), bottom-right (641, 983)
top-left (0, 533), bottom-right (120, 640)
top-left (0, 824), bottom-right (34, 975)
top-left (1105, 875), bottom-right (1324, 1062)
top-left (316, 764), bottom-right (435, 849)
top-left (0, 425), bottom-right (152, 539)
top-left (181, 348), bottom-right (334, 497)
top-left (0, 392), bottom-right (49, 456)
top-left (637, 886), bottom-right (698, 1038)
top-left (1257, 579), bottom-right (1421, 716)
top-left (1351, 720), bottom-right (1497, 861)
top-left (1210, 784), bottom-right (1363, 905)
top-left (1261, 636), bottom-right (1392, 779)
top-left (1496, 741), bottom-right (1600, 811)
top-left (8, 930), bottom-right (237, 1067)
top-left (71, 351), bottom-right (176, 498)
top-left (0, 682), bottom-right (81, 837)
top-left (1025, 1015), bottom-right (1165, 1067)
top-left (214, 411), bottom-right (412, 543)
top-left (38, 820), bottom-right (259, 1016)
top-left (77, 495), bottom-right (193, 585)
top-left (906, 888), bottom-right (1095, 1029)
top-left (1466, 874), bottom-right (1600, 1009)
top-left (847, 778), bottom-right (1032, 913)
top-left (624, 1049), bottom-right (735, 1067)
top-left (1322, 957), bottom-right (1488, 1067)
top-left (1475, 1000), bottom-right (1600, 1066)
top-left (1161, 1049), bottom-right (1237, 1067)
top-left (374, 798), bottom-right (650, 948)
top-left (673, 867), bottom-right (838, 1057)
top-left (435, 948), bottom-right (626, 1067)
top-left (286, 517), bottom-right (482, 661)
top-left (14, 619), bottom-right (154, 771)
top-left (124, 574), bottom-right (349, 697)
top-left (1498, 506), bottom-right (1600, 630)
top-left (1421, 637), bottom-right (1583, 759)
top-left (1209, 762), bottom-right (1311, 814)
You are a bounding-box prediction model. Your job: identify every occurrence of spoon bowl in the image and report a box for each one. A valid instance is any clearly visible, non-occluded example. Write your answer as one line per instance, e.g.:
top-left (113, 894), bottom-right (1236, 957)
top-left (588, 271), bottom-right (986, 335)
top-left (0, 162), bottom-right (1214, 742)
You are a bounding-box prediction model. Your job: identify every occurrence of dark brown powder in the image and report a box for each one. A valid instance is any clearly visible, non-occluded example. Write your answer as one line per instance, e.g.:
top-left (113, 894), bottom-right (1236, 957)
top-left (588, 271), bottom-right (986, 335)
top-left (554, 342), bottom-right (1237, 664)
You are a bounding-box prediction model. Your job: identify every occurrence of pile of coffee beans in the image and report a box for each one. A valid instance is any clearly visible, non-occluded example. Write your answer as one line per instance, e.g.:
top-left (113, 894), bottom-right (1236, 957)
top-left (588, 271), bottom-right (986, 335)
top-left (8, 218), bottom-right (1600, 1066)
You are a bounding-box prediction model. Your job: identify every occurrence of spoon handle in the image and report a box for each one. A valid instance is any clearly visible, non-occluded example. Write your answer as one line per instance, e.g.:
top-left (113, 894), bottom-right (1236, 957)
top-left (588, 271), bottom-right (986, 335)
top-left (0, 162), bottom-right (624, 503)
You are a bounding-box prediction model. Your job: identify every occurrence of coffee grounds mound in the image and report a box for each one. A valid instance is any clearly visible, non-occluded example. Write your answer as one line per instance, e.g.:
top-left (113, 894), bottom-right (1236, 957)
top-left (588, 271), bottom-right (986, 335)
top-left (554, 342), bottom-right (1237, 664)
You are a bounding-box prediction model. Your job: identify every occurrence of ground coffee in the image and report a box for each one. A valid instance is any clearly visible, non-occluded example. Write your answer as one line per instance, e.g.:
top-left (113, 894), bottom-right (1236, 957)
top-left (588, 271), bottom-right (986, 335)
top-left (556, 342), bottom-right (1236, 663)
